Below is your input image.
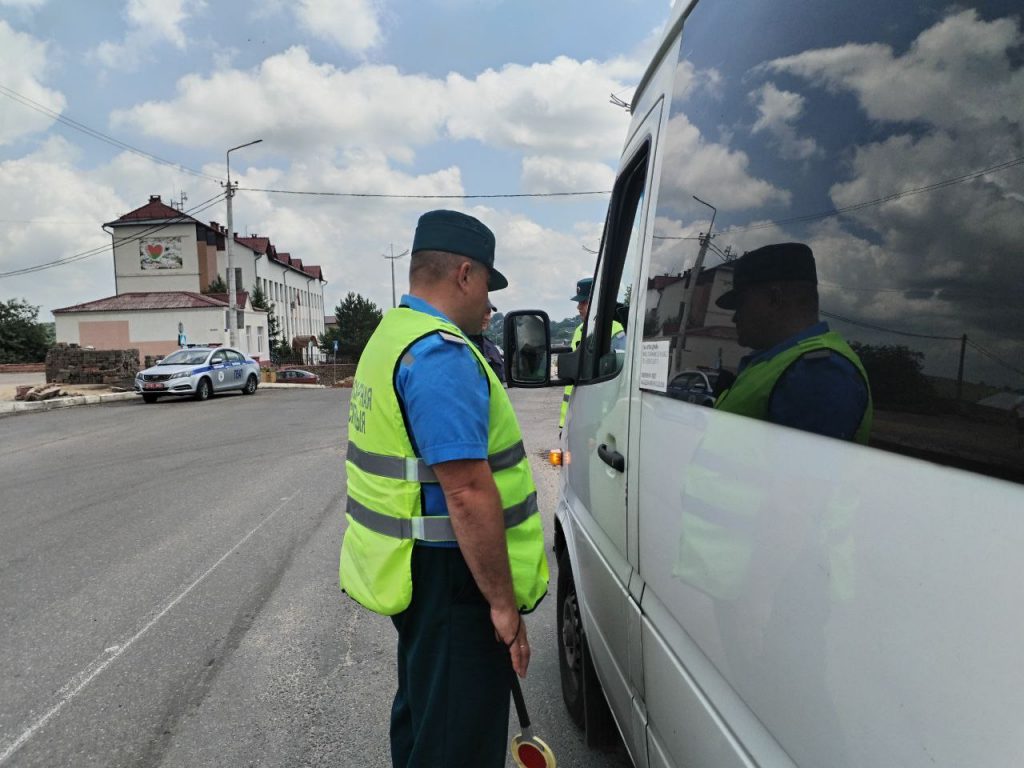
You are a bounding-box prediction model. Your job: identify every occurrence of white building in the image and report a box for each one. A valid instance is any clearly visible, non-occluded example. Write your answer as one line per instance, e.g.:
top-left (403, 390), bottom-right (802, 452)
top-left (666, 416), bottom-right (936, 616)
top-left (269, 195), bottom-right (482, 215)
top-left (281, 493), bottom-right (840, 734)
top-left (53, 195), bottom-right (327, 364)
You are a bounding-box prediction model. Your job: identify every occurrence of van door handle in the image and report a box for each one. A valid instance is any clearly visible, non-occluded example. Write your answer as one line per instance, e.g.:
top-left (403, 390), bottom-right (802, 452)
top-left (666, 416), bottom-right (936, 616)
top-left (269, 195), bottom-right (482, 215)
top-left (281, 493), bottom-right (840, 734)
top-left (598, 443), bottom-right (625, 472)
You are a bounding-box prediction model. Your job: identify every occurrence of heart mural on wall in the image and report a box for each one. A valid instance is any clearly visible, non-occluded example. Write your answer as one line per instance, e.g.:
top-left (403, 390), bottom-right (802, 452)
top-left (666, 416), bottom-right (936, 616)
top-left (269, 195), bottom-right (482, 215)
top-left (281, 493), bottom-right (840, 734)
top-left (146, 244), bottom-right (164, 257)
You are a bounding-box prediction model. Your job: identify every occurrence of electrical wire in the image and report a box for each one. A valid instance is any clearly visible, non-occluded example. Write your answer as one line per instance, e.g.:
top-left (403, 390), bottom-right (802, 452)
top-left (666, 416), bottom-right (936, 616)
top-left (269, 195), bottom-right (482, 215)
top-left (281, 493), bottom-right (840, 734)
top-left (0, 193), bottom-right (227, 278)
top-left (820, 309), bottom-right (962, 341)
top-left (965, 339), bottom-right (1024, 378)
top-left (728, 155), bottom-right (1024, 233)
top-left (0, 84), bottom-right (221, 183)
top-left (236, 187), bottom-right (611, 199)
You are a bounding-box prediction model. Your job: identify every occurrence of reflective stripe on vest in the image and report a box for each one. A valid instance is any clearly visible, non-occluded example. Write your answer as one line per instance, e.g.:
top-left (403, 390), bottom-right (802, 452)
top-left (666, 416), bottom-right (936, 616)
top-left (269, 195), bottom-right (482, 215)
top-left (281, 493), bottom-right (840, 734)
top-left (346, 491), bottom-right (539, 542)
top-left (346, 440), bottom-right (527, 483)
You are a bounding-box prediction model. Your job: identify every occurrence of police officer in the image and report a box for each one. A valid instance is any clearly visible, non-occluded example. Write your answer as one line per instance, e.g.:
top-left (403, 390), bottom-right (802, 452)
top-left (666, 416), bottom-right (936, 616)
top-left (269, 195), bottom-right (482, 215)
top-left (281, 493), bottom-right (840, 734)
top-left (469, 300), bottom-right (505, 382)
top-left (714, 242), bottom-right (872, 441)
top-left (339, 209), bottom-right (548, 768)
top-left (559, 277), bottom-right (592, 430)
top-left (560, 276), bottom-right (624, 431)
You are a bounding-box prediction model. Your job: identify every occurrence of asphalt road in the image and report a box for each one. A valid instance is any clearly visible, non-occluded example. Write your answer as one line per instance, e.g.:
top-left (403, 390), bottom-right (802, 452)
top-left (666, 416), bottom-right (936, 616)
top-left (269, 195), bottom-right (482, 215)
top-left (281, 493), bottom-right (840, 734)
top-left (0, 387), bottom-right (633, 768)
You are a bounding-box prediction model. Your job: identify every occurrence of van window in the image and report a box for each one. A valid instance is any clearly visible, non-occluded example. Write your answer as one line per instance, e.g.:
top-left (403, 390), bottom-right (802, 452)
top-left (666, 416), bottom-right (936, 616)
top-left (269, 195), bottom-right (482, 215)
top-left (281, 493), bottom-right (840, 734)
top-left (578, 143), bottom-right (648, 383)
top-left (640, 0), bottom-right (1024, 484)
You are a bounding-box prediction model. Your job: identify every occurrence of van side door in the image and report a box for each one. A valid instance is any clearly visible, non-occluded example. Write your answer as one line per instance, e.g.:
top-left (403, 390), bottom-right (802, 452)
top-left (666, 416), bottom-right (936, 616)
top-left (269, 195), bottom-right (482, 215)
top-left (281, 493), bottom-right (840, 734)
top-left (563, 99), bottom-right (662, 766)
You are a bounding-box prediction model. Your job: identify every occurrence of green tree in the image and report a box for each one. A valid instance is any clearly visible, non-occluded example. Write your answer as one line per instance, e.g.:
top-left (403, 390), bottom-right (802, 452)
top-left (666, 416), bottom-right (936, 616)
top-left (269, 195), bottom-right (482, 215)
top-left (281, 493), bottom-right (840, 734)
top-left (204, 274), bottom-right (227, 294)
top-left (250, 284), bottom-right (280, 346)
top-left (850, 342), bottom-right (937, 412)
top-left (328, 292), bottom-right (383, 360)
top-left (0, 298), bottom-right (52, 363)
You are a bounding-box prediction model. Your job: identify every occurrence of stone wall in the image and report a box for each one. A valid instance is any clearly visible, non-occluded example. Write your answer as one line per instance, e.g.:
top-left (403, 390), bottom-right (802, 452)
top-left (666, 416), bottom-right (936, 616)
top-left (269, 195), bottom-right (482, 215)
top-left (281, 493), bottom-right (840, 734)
top-left (46, 345), bottom-right (139, 387)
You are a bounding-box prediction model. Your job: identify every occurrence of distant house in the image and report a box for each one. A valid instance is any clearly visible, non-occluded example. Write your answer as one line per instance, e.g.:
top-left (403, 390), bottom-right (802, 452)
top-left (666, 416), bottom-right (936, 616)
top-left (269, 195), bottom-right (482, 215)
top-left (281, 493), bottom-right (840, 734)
top-left (645, 262), bottom-right (744, 376)
top-left (53, 195), bottom-right (328, 363)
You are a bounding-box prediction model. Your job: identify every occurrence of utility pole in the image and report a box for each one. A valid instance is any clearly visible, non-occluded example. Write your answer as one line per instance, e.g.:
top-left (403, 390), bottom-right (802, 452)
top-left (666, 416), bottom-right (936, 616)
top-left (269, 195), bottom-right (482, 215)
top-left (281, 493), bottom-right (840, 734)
top-left (383, 244), bottom-right (410, 308)
top-left (956, 333), bottom-right (968, 404)
top-left (224, 139), bottom-right (262, 348)
top-left (677, 196), bottom-right (717, 364)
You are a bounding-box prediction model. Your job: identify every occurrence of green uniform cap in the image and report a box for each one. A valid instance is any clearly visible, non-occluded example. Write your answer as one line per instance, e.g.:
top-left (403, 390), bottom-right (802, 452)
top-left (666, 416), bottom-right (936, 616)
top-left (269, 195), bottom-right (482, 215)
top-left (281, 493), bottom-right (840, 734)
top-left (411, 209), bottom-right (508, 291)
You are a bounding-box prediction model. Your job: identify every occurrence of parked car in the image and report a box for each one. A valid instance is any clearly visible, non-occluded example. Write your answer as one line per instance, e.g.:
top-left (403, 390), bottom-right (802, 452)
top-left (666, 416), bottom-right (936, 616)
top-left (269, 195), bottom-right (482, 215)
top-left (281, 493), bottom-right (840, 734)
top-left (278, 368), bottom-right (320, 385)
top-left (502, 1), bottom-right (1024, 765)
top-left (134, 346), bottom-right (259, 403)
top-left (665, 368), bottom-right (719, 406)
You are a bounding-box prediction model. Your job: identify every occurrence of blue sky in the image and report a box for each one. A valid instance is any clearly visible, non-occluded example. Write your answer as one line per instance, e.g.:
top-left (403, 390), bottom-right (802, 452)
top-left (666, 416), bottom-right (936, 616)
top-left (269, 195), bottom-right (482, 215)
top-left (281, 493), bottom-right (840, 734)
top-left (0, 0), bottom-right (672, 320)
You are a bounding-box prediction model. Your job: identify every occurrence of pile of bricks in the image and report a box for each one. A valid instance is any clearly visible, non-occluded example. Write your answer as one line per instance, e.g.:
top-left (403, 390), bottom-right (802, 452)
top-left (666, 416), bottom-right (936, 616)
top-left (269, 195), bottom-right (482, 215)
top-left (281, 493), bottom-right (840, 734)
top-left (45, 345), bottom-right (139, 388)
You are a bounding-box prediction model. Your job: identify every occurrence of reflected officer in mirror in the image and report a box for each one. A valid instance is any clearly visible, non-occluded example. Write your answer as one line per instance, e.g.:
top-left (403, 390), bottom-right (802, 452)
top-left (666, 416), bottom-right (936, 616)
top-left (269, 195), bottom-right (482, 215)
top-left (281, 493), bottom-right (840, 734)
top-left (714, 243), bottom-right (873, 443)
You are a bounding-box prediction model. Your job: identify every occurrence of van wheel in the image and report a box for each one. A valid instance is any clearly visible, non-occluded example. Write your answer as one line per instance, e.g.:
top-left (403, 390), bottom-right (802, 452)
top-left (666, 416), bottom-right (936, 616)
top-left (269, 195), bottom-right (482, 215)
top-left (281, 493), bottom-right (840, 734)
top-left (557, 549), bottom-right (586, 727)
top-left (194, 378), bottom-right (212, 401)
top-left (243, 374), bottom-right (258, 395)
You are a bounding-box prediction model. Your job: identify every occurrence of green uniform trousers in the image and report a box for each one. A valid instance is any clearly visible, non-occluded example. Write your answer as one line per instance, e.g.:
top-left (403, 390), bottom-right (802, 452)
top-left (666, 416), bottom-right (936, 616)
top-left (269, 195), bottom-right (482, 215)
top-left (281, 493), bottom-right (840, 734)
top-left (390, 546), bottom-right (512, 768)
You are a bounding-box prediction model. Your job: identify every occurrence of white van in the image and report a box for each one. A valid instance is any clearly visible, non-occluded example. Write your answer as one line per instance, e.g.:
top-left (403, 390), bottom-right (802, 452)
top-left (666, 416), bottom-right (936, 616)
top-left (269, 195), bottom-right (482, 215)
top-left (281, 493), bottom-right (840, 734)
top-left (504, 1), bottom-right (1024, 766)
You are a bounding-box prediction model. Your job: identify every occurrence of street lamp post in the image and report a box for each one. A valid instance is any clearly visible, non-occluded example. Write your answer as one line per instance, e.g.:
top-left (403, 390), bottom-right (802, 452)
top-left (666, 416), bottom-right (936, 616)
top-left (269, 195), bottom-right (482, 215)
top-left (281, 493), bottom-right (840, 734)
top-left (225, 138), bottom-right (262, 348)
top-left (383, 244), bottom-right (409, 308)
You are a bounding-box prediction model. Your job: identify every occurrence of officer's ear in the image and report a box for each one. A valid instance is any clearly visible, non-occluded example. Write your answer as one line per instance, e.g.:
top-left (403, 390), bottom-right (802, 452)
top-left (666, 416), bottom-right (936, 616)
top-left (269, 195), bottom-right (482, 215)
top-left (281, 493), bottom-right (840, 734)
top-left (456, 259), bottom-right (474, 289)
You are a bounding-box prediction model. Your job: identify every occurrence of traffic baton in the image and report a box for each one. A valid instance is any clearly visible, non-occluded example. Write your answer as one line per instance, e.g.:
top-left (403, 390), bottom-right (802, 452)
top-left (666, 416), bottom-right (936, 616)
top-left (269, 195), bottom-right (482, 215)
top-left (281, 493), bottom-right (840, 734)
top-left (509, 672), bottom-right (557, 768)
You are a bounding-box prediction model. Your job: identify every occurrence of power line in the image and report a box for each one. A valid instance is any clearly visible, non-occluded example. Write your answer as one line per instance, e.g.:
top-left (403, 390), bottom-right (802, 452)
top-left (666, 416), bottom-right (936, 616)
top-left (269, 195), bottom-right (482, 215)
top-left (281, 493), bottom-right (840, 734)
top-left (0, 84), bottom-right (221, 183)
top-left (0, 193), bottom-right (226, 278)
top-left (236, 187), bottom-right (611, 200)
top-left (821, 309), bottom-right (962, 341)
top-left (729, 154), bottom-right (1024, 233)
top-left (965, 339), bottom-right (1024, 378)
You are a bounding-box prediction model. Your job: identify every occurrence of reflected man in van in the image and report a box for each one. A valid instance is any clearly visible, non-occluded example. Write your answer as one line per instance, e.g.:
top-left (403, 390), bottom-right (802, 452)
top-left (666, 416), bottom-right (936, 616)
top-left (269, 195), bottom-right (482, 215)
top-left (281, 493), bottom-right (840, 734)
top-left (714, 243), bottom-right (872, 442)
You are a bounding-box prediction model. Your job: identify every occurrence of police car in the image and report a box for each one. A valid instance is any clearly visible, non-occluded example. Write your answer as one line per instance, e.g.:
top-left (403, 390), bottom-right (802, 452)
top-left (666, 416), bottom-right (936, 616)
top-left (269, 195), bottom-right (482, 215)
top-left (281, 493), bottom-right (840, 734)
top-left (134, 346), bottom-right (260, 403)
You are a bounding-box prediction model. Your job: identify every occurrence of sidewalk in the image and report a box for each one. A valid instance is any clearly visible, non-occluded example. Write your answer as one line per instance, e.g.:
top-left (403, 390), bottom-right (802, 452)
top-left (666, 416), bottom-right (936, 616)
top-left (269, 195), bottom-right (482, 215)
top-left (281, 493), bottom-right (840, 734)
top-left (0, 383), bottom-right (328, 417)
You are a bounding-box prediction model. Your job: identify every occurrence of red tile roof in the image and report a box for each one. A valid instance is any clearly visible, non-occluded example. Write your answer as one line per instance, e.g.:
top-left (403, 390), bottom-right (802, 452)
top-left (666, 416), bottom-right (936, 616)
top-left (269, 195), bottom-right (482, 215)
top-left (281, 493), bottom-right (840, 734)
top-left (206, 291), bottom-right (251, 309)
top-left (106, 195), bottom-right (202, 227)
top-left (235, 236), bottom-right (271, 254)
top-left (53, 292), bottom-right (229, 313)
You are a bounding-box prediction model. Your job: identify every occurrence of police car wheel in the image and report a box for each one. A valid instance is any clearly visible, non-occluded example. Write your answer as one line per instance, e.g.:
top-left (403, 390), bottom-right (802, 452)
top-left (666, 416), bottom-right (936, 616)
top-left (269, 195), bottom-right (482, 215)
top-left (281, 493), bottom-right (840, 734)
top-left (243, 374), bottom-right (258, 395)
top-left (194, 378), bottom-right (212, 401)
top-left (557, 549), bottom-right (585, 727)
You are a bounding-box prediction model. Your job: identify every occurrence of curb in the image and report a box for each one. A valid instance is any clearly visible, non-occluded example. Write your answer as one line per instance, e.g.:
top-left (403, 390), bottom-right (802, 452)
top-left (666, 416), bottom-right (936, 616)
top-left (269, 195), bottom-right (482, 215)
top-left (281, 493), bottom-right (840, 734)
top-left (0, 392), bottom-right (138, 416)
top-left (0, 383), bottom-right (332, 417)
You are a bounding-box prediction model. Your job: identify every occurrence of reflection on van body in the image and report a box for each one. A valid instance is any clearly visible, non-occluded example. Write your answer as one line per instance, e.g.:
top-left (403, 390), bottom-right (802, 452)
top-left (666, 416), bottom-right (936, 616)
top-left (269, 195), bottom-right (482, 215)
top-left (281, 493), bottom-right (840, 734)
top-left (543, 1), bottom-right (1024, 767)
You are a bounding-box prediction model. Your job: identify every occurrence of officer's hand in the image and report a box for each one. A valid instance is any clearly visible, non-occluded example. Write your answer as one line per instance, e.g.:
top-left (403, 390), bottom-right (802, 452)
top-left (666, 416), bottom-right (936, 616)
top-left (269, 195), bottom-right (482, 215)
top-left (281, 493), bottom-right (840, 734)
top-left (493, 607), bottom-right (531, 677)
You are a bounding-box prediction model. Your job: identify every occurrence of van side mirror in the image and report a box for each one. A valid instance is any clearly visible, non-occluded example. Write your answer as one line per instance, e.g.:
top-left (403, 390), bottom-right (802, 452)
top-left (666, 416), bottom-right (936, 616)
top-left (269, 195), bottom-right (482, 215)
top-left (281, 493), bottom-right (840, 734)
top-left (502, 311), bottom-right (552, 387)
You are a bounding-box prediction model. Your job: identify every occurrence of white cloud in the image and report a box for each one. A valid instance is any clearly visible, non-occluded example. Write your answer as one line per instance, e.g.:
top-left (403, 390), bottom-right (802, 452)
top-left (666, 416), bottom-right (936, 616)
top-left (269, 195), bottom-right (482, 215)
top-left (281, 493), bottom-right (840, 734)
top-left (765, 9), bottom-right (1024, 132)
top-left (0, 138), bottom-right (127, 314)
top-left (749, 82), bottom-right (820, 160)
top-left (0, 21), bottom-right (66, 145)
top-left (294, 0), bottom-right (382, 54)
top-left (520, 156), bottom-right (615, 194)
top-left (111, 48), bottom-right (640, 165)
top-left (656, 112), bottom-right (790, 216)
top-left (93, 0), bottom-right (206, 71)
top-left (0, 0), bottom-right (47, 7)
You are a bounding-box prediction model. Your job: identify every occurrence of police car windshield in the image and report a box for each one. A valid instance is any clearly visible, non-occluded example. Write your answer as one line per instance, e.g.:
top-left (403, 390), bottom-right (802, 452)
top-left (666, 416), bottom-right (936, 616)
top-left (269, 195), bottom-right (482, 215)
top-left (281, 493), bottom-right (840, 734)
top-left (159, 350), bottom-right (209, 365)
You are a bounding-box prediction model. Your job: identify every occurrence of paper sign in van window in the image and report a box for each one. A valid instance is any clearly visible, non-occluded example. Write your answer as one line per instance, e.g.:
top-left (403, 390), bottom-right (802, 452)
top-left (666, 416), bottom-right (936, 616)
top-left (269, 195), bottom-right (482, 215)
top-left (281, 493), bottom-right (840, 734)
top-left (639, 341), bottom-right (670, 392)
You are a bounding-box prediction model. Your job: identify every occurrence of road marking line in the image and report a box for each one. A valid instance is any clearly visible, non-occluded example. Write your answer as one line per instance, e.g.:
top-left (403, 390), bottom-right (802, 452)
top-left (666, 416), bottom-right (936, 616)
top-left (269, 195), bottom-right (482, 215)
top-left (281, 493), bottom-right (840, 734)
top-left (0, 491), bottom-right (301, 765)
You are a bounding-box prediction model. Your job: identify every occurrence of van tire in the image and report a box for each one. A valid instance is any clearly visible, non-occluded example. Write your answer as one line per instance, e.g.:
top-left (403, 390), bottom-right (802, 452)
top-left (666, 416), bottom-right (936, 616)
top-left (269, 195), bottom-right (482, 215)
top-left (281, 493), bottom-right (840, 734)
top-left (557, 548), bottom-right (586, 727)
